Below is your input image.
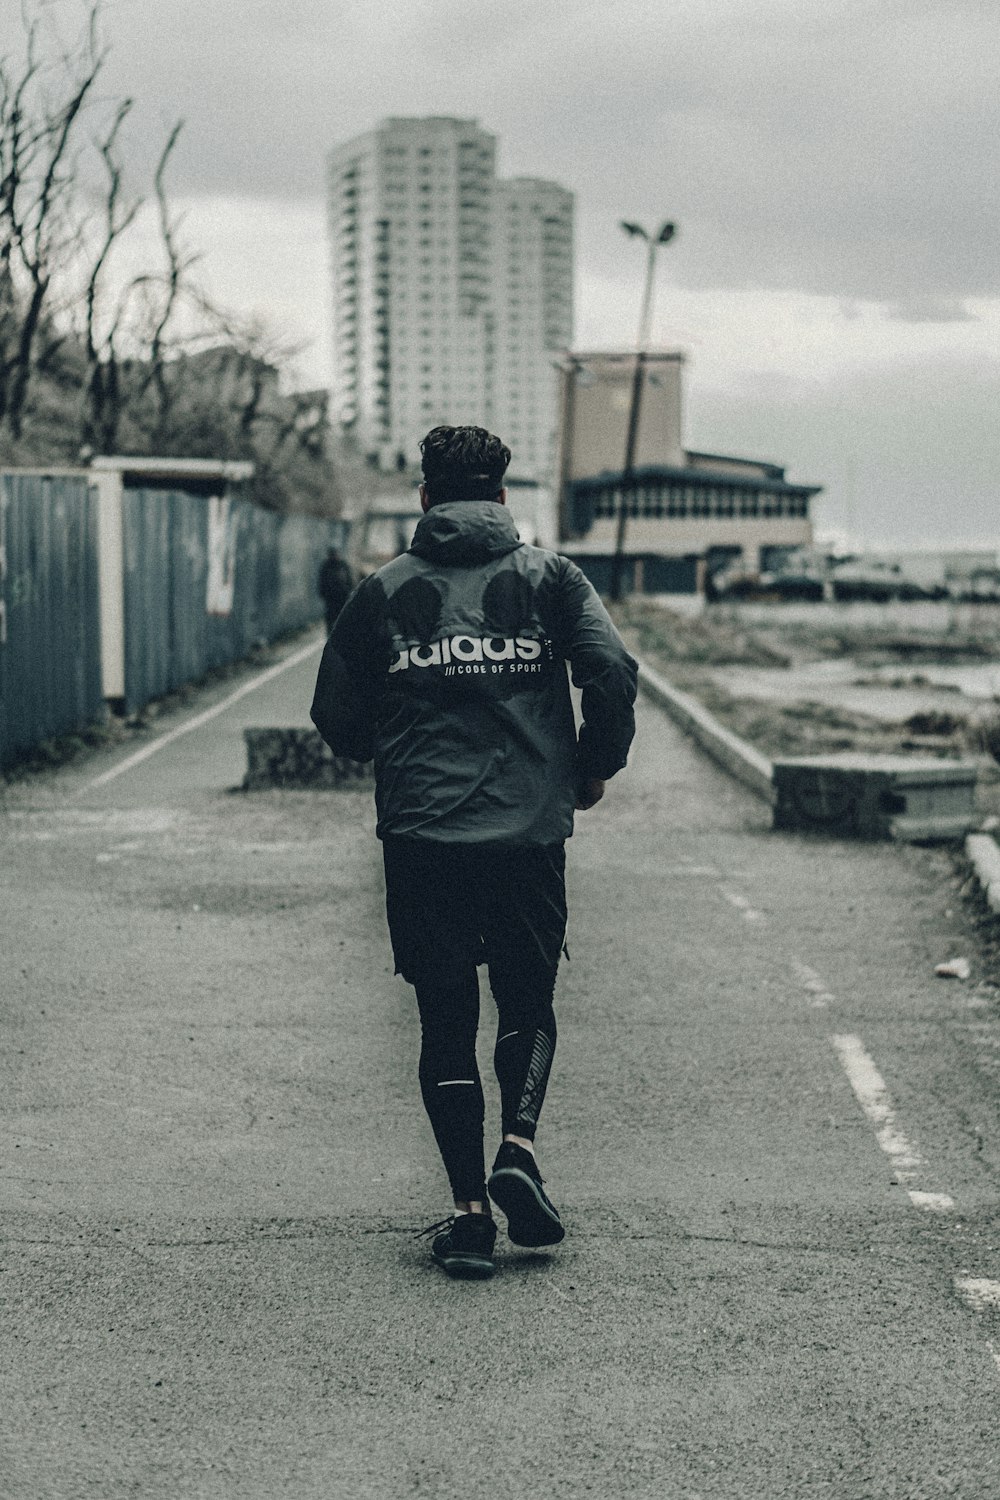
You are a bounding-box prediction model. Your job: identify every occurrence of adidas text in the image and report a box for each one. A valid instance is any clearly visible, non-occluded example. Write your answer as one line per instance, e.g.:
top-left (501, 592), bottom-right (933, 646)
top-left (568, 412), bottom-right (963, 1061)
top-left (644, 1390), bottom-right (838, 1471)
top-left (388, 635), bottom-right (544, 673)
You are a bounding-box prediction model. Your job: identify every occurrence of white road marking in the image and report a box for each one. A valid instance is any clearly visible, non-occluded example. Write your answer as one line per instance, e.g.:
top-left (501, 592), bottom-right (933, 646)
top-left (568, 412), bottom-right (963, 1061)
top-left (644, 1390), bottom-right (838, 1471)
top-left (721, 889), bottom-right (765, 923)
top-left (831, 1033), bottom-right (955, 1211)
top-left (955, 1278), bottom-right (1000, 1312)
top-left (88, 638), bottom-right (324, 789)
top-left (907, 1191), bottom-right (955, 1213)
top-left (791, 958), bottom-right (835, 1008)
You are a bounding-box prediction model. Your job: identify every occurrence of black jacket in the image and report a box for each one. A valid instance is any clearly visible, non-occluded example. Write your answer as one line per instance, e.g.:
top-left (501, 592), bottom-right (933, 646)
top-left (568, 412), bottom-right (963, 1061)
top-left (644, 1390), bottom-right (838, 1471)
top-left (310, 501), bottom-right (637, 844)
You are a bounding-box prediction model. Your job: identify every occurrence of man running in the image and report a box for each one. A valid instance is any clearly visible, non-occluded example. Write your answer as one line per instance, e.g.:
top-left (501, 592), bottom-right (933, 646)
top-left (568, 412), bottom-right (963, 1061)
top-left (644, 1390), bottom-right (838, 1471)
top-left (311, 426), bottom-right (637, 1279)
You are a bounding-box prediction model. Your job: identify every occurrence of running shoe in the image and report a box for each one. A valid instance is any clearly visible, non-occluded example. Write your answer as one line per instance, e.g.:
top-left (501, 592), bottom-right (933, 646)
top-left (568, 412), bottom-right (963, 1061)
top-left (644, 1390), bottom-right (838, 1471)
top-left (487, 1142), bottom-right (565, 1247)
top-left (420, 1212), bottom-right (497, 1279)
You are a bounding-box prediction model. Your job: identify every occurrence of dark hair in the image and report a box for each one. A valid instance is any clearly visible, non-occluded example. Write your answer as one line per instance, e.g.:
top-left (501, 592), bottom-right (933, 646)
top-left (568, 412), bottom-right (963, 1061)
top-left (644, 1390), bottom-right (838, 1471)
top-left (419, 425), bottom-right (511, 506)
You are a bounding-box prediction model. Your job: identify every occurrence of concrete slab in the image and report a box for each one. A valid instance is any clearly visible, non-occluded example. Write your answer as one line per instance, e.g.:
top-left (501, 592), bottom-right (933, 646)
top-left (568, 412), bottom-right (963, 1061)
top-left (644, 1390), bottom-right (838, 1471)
top-left (773, 752), bottom-right (978, 841)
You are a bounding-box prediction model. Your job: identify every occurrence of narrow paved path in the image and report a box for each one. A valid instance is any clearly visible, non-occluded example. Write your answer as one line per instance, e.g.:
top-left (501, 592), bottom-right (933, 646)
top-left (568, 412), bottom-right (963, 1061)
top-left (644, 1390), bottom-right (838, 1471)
top-left (3, 630), bottom-right (1000, 1498)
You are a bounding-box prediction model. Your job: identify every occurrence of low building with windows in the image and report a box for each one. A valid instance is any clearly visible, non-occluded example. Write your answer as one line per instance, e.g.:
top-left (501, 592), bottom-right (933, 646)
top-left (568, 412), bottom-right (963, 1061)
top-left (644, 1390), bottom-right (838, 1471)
top-left (556, 350), bottom-right (822, 593)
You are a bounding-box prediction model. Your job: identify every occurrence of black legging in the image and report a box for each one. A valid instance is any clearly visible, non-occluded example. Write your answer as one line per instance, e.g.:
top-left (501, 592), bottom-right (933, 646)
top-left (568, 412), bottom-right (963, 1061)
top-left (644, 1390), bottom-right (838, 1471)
top-left (414, 968), bottom-right (558, 1204)
top-left (382, 838), bottom-right (567, 1205)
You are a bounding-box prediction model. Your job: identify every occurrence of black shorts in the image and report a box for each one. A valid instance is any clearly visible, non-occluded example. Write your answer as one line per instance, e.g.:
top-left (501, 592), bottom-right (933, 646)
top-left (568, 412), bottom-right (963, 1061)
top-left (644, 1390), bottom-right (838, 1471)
top-left (381, 838), bottom-right (567, 997)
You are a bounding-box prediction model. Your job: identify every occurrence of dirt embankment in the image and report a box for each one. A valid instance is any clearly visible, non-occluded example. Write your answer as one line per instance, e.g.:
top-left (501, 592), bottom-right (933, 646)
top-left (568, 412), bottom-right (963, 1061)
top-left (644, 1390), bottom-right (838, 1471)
top-left (611, 598), bottom-right (1000, 774)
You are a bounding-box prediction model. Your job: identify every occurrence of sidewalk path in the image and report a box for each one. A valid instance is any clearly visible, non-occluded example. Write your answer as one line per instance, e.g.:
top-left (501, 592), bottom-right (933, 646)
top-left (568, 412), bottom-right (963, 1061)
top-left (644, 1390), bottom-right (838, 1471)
top-left (3, 632), bottom-right (1000, 1498)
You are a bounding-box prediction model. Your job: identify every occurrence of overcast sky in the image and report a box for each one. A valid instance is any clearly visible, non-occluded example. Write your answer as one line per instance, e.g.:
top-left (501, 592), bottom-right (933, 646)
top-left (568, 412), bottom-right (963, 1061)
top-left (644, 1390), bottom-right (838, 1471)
top-left (9, 0), bottom-right (999, 547)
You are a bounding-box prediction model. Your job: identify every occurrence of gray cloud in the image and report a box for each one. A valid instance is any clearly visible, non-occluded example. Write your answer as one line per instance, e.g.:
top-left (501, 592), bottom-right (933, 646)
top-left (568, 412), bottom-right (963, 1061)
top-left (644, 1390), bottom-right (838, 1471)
top-left (2, 1), bottom-right (995, 545)
top-left (687, 355), bottom-right (1000, 547)
top-left (887, 298), bottom-right (978, 323)
top-left (6, 0), bottom-right (993, 305)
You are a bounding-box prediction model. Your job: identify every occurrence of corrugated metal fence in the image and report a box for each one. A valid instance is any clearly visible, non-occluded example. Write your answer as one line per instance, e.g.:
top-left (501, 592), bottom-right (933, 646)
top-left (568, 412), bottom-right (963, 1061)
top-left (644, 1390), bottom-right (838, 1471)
top-left (0, 472), bottom-right (104, 768)
top-left (120, 490), bottom-right (346, 713)
top-left (1, 472), bottom-right (347, 768)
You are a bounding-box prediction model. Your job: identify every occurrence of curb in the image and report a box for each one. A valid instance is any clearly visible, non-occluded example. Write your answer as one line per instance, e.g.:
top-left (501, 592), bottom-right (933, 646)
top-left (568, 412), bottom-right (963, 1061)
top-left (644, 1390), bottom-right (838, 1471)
top-left (636, 658), bottom-right (980, 841)
top-left (966, 833), bottom-right (1000, 914)
top-left (636, 660), bottom-right (775, 804)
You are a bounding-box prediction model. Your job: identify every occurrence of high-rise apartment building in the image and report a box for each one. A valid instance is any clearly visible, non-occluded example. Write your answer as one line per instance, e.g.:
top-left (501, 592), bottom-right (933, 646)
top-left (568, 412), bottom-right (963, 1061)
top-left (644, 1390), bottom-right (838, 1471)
top-left (327, 116), bottom-right (573, 484)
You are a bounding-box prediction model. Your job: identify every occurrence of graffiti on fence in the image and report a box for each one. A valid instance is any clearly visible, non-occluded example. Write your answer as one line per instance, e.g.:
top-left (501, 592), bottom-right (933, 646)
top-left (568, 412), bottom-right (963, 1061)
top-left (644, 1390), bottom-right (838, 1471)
top-left (206, 496), bottom-right (237, 617)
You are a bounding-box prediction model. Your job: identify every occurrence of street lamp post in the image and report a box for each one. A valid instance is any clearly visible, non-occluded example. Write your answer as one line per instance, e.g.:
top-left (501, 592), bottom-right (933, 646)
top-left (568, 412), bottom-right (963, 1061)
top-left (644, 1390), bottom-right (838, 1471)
top-left (609, 220), bottom-right (676, 603)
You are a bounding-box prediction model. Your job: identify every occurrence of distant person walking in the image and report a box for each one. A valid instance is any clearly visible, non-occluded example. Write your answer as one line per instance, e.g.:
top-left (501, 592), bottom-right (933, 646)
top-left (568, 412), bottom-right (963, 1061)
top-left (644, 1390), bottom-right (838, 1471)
top-left (317, 547), bottom-right (354, 633)
top-left (311, 426), bottom-right (637, 1280)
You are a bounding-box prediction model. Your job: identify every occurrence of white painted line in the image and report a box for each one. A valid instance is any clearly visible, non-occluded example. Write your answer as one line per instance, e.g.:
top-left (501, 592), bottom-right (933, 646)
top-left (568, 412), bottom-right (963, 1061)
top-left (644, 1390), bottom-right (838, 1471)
top-left (955, 1277), bottom-right (1000, 1312)
top-left (907, 1190), bottom-right (955, 1213)
top-left (791, 958), bottom-right (835, 1008)
top-left (831, 1033), bottom-right (951, 1210)
top-left (721, 889), bottom-right (765, 923)
top-left (987, 1341), bottom-right (1000, 1375)
top-left (88, 638), bottom-right (324, 789)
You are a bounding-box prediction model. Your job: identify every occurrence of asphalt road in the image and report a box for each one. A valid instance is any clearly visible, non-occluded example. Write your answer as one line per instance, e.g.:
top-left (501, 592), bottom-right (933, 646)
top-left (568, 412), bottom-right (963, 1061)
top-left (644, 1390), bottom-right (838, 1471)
top-left (4, 629), bottom-right (1000, 1499)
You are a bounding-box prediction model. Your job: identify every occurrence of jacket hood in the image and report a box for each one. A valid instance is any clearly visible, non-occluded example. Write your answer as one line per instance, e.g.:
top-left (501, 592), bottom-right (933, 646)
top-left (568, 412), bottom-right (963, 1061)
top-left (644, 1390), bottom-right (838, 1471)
top-left (409, 501), bottom-right (522, 566)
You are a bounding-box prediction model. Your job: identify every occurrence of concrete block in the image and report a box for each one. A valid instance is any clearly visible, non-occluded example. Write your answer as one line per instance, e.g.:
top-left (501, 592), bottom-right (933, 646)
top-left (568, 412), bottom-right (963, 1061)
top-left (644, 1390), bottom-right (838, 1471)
top-left (773, 753), bottom-right (977, 842)
top-left (243, 728), bottom-right (371, 790)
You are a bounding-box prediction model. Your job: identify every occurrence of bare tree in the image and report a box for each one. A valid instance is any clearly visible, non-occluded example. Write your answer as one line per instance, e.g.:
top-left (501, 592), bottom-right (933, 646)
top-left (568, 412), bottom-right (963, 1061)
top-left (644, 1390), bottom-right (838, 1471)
top-left (185, 298), bottom-right (306, 446)
top-left (0, 1), bottom-right (340, 514)
top-left (140, 122), bottom-right (194, 449)
top-left (80, 96), bottom-right (141, 452)
top-left (0, 2), bottom-right (193, 458)
top-left (0, 4), bottom-right (103, 441)
top-left (81, 115), bottom-right (194, 454)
